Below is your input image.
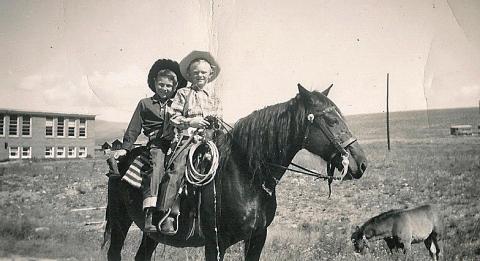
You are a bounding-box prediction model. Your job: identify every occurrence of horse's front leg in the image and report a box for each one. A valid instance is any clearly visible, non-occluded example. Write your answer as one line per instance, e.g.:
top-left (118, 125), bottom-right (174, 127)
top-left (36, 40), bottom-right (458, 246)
top-left (204, 239), bottom-right (226, 261)
top-left (202, 214), bottom-right (226, 261)
top-left (244, 228), bottom-right (267, 261)
top-left (134, 233), bottom-right (159, 261)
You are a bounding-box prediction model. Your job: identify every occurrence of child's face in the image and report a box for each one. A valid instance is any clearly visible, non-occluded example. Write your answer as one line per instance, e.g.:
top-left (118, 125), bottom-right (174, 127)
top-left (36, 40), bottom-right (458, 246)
top-left (188, 60), bottom-right (213, 88)
top-left (154, 76), bottom-right (175, 100)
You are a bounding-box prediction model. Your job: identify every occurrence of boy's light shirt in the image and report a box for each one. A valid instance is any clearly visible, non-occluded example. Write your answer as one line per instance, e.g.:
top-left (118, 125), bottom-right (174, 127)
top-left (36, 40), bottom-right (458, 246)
top-left (169, 84), bottom-right (221, 129)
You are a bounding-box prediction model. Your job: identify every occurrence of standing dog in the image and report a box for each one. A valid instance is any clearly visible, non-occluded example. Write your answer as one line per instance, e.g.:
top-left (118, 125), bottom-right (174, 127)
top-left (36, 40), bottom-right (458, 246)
top-left (351, 204), bottom-right (442, 260)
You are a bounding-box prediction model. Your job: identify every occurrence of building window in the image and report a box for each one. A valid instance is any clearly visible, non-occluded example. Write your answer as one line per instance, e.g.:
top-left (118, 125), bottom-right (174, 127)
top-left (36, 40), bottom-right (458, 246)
top-left (68, 147), bottom-right (76, 158)
top-left (21, 116), bottom-right (32, 137)
top-left (9, 147), bottom-right (20, 159)
top-left (46, 117), bottom-right (54, 137)
top-left (68, 119), bottom-right (76, 138)
top-left (79, 119), bottom-right (87, 138)
top-left (78, 147), bottom-right (87, 158)
top-left (56, 146), bottom-right (65, 158)
top-left (45, 146), bottom-right (54, 158)
top-left (56, 117), bottom-right (65, 137)
top-left (9, 115), bottom-right (19, 137)
top-left (0, 114), bottom-right (4, 137)
top-left (21, 147), bottom-right (32, 159)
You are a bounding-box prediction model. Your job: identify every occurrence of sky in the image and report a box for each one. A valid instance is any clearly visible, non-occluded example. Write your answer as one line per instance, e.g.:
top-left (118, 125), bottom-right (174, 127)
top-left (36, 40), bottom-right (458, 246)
top-left (1, 0), bottom-right (479, 123)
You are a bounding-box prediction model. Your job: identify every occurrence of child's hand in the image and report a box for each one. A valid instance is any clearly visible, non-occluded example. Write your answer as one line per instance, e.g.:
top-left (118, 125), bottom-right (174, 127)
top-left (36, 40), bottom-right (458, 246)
top-left (189, 116), bottom-right (210, 128)
top-left (113, 149), bottom-right (127, 159)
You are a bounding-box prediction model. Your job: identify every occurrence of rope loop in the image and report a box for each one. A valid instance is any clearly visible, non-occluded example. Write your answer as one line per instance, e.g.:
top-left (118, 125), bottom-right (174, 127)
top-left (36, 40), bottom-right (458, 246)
top-left (185, 140), bottom-right (220, 187)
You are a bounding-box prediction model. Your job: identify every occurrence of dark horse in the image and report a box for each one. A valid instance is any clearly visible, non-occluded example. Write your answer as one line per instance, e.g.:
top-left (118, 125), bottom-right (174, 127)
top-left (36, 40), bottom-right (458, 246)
top-left (103, 84), bottom-right (368, 260)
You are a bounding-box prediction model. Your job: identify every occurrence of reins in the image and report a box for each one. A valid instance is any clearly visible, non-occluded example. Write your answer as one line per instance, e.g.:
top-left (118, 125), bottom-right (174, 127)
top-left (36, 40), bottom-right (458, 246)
top-left (215, 116), bottom-right (345, 198)
top-left (265, 161), bottom-right (341, 198)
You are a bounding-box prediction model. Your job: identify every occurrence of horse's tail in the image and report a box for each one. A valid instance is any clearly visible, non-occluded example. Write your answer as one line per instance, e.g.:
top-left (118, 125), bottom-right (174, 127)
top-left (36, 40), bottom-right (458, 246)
top-left (101, 207), bottom-right (111, 249)
top-left (102, 175), bottom-right (128, 250)
top-left (101, 178), bottom-right (114, 249)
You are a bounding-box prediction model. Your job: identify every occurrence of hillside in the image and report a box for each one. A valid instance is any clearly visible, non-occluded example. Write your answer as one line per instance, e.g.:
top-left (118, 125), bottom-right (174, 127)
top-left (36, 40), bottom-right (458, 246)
top-left (94, 107), bottom-right (479, 145)
top-left (94, 120), bottom-right (128, 144)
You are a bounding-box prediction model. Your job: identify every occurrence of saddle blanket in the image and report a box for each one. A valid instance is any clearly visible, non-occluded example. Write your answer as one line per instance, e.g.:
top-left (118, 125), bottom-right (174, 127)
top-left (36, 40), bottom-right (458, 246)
top-left (121, 151), bottom-right (151, 188)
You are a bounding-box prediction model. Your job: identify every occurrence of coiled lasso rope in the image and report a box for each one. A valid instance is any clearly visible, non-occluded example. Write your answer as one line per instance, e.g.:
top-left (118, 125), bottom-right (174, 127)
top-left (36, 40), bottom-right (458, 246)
top-left (185, 140), bottom-right (220, 186)
top-left (185, 139), bottom-right (221, 260)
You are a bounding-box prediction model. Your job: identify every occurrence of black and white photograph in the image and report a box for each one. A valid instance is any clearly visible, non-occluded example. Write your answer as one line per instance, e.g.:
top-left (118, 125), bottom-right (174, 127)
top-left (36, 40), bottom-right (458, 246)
top-left (0, 0), bottom-right (479, 260)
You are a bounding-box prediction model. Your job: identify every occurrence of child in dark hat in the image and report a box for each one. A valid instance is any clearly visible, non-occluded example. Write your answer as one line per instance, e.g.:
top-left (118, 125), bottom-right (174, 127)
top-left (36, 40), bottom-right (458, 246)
top-left (114, 58), bottom-right (186, 233)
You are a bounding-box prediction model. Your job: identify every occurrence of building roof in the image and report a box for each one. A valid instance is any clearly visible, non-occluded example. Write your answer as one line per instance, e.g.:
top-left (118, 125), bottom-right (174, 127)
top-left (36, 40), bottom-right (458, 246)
top-left (0, 108), bottom-right (96, 119)
top-left (112, 139), bottom-right (122, 145)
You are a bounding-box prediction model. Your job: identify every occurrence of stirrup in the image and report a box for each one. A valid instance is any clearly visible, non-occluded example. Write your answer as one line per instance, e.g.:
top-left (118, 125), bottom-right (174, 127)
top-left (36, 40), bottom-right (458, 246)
top-left (160, 217), bottom-right (176, 235)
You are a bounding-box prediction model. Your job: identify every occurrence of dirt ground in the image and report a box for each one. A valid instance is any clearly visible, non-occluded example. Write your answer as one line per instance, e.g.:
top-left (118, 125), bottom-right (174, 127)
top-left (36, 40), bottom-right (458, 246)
top-left (0, 134), bottom-right (479, 260)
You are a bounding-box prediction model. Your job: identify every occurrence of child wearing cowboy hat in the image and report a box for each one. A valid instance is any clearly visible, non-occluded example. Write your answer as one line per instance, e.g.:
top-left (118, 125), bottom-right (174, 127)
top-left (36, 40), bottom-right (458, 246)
top-left (113, 58), bottom-right (187, 233)
top-left (156, 50), bottom-right (222, 235)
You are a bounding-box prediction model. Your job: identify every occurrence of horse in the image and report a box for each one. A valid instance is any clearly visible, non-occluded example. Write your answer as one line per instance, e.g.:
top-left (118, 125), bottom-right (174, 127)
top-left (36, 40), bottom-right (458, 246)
top-left (103, 84), bottom-right (368, 261)
top-left (351, 204), bottom-right (442, 260)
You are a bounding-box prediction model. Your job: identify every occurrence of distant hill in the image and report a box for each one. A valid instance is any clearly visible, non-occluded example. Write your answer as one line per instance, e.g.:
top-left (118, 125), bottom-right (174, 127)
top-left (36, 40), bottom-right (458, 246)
top-left (93, 107), bottom-right (479, 145)
top-left (95, 120), bottom-right (128, 144)
top-left (346, 107), bottom-right (479, 141)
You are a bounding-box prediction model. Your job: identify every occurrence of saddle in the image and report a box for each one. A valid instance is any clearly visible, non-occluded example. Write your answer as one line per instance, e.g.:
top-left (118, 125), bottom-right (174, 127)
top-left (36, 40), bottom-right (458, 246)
top-left (158, 139), bottom-right (215, 237)
top-left (111, 142), bottom-right (215, 239)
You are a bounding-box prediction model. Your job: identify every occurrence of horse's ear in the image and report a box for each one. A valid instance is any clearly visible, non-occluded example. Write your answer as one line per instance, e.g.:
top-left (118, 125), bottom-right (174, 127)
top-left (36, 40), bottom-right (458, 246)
top-left (297, 83), bottom-right (313, 105)
top-left (321, 84), bottom-right (333, 96)
top-left (351, 225), bottom-right (360, 233)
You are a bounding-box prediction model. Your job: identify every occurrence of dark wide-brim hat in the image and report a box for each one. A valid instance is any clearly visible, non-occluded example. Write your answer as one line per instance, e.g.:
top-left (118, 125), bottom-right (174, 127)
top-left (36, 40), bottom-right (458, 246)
top-left (179, 50), bottom-right (221, 83)
top-left (147, 59), bottom-right (187, 92)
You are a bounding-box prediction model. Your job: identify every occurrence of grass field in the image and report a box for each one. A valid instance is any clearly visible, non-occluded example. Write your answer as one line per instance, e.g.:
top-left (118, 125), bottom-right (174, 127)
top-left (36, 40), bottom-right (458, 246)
top-left (0, 107), bottom-right (479, 260)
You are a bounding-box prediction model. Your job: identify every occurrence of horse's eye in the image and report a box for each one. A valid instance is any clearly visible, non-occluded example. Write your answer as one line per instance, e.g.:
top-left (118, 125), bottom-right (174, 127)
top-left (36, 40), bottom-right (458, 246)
top-left (325, 116), bottom-right (338, 126)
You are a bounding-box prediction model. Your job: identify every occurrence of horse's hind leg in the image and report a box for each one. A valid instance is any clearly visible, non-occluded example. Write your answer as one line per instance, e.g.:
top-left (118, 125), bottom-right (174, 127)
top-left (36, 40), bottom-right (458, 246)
top-left (433, 237), bottom-right (440, 260)
top-left (134, 233), bottom-right (159, 261)
top-left (424, 231), bottom-right (441, 261)
top-left (244, 228), bottom-right (267, 261)
top-left (423, 235), bottom-right (440, 261)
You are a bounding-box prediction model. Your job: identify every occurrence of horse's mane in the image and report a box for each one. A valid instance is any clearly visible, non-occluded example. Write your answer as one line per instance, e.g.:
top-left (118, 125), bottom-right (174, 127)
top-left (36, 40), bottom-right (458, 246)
top-left (215, 90), bottom-right (339, 183)
top-left (362, 208), bottom-right (404, 230)
top-left (221, 96), bottom-right (306, 182)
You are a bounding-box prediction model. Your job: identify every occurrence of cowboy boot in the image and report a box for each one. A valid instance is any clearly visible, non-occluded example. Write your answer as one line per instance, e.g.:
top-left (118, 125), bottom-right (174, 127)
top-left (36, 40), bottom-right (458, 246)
top-left (144, 208), bottom-right (157, 233)
top-left (160, 216), bottom-right (175, 235)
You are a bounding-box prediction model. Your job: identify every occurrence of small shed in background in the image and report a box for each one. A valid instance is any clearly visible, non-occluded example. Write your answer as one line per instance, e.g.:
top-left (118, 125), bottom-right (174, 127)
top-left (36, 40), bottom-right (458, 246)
top-left (101, 142), bottom-right (111, 150)
top-left (111, 139), bottom-right (123, 150)
top-left (450, 125), bottom-right (473, 136)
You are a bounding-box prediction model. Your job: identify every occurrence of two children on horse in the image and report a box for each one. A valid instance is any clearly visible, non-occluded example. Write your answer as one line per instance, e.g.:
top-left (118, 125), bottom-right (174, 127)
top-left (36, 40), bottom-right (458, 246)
top-left (114, 51), bottom-right (221, 234)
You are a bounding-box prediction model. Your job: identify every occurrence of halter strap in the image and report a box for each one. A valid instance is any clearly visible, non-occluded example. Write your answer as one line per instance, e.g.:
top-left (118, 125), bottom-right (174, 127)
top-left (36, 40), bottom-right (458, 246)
top-left (303, 106), bottom-right (357, 157)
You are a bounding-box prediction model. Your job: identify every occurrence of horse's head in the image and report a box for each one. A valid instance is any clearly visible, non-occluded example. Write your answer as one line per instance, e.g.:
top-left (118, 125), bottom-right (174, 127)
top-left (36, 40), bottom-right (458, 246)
top-left (297, 83), bottom-right (367, 179)
top-left (351, 226), bottom-right (369, 254)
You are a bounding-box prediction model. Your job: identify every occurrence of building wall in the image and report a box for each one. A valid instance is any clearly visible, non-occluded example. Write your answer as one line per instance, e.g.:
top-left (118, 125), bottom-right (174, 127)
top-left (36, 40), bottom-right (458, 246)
top-left (0, 113), bottom-right (95, 161)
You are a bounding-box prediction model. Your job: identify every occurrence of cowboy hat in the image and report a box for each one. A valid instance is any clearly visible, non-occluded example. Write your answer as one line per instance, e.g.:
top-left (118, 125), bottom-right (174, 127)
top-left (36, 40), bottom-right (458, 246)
top-left (179, 50), bottom-right (221, 83)
top-left (147, 59), bottom-right (187, 92)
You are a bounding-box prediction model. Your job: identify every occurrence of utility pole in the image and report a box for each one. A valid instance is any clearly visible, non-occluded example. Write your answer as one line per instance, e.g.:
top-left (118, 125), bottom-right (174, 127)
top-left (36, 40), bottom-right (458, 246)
top-left (386, 73), bottom-right (391, 150)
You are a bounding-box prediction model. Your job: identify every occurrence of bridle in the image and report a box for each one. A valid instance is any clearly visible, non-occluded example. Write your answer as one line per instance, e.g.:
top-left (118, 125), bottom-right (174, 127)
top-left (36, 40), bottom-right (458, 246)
top-left (302, 105), bottom-right (357, 180)
top-left (211, 104), bottom-right (357, 197)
